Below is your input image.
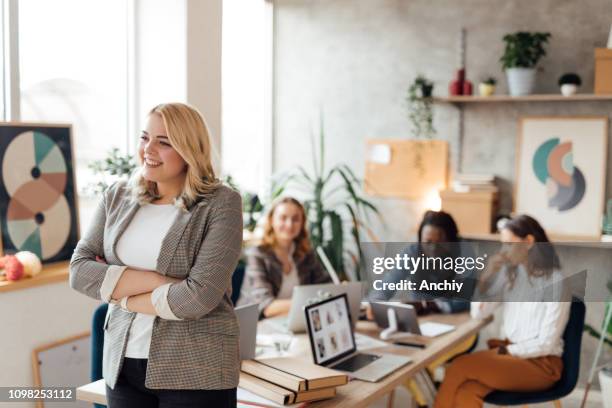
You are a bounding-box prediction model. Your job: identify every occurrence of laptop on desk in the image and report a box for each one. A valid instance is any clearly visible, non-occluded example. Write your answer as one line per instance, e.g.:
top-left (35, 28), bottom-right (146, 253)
top-left (304, 294), bottom-right (411, 382)
top-left (235, 303), bottom-right (258, 360)
top-left (267, 281), bottom-right (363, 333)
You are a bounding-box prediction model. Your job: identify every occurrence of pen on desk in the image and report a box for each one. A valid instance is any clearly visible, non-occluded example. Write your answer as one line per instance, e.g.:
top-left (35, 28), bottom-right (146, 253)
top-left (393, 341), bottom-right (426, 349)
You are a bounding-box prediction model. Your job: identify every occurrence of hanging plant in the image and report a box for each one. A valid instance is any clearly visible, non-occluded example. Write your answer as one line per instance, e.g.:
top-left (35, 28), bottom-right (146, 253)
top-left (406, 75), bottom-right (436, 176)
top-left (407, 75), bottom-right (436, 139)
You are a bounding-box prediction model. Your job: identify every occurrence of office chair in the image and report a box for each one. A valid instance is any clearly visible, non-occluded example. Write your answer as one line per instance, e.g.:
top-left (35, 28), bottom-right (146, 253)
top-left (91, 303), bottom-right (108, 408)
top-left (231, 261), bottom-right (246, 305)
top-left (484, 298), bottom-right (585, 407)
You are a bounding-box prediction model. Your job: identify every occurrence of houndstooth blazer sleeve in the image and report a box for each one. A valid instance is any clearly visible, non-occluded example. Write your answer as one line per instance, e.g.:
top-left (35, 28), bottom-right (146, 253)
top-left (69, 187), bottom-right (122, 300)
top-left (165, 188), bottom-right (243, 320)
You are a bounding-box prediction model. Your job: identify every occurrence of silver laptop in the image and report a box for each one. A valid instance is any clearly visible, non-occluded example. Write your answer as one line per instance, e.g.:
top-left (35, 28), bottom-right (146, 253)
top-left (304, 294), bottom-right (411, 382)
top-left (235, 303), bottom-right (258, 360)
top-left (269, 282), bottom-right (363, 333)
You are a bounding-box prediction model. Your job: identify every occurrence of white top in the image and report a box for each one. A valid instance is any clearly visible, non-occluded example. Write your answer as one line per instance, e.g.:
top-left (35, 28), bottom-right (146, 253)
top-left (471, 265), bottom-right (570, 359)
top-left (100, 203), bottom-right (181, 359)
top-left (276, 264), bottom-right (299, 299)
top-left (276, 244), bottom-right (299, 299)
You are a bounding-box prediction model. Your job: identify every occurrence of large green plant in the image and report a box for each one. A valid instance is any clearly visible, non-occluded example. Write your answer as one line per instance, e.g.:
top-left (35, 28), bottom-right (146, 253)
top-left (603, 198), bottom-right (612, 235)
top-left (276, 121), bottom-right (382, 281)
top-left (584, 281), bottom-right (612, 348)
top-left (500, 31), bottom-right (551, 69)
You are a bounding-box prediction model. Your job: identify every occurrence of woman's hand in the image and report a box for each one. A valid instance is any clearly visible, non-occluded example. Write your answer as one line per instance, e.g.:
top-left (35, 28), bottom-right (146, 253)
top-left (478, 252), bottom-right (509, 293)
top-left (365, 304), bottom-right (374, 321)
top-left (263, 299), bottom-right (292, 318)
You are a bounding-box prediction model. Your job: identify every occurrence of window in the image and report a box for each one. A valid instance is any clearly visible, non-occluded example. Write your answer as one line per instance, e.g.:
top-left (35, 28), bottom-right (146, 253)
top-left (1, 0), bottom-right (8, 120)
top-left (18, 0), bottom-right (131, 193)
top-left (222, 0), bottom-right (273, 196)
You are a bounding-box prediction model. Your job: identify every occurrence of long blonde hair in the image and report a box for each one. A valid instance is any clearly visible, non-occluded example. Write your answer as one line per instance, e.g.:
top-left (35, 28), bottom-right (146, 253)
top-left (261, 197), bottom-right (312, 261)
top-left (130, 103), bottom-right (220, 209)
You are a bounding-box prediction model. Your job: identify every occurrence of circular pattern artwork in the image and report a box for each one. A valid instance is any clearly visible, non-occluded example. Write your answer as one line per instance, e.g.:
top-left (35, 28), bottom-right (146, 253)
top-left (532, 137), bottom-right (585, 212)
top-left (1, 131), bottom-right (71, 260)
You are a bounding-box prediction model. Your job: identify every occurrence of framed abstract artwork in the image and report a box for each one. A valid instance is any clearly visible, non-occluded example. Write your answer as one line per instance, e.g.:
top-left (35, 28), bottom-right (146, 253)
top-left (0, 123), bottom-right (79, 263)
top-left (515, 116), bottom-right (608, 239)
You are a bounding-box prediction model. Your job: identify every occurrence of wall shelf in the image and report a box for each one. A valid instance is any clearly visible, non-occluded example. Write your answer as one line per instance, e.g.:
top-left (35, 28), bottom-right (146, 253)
top-left (433, 93), bottom-right (612, 173)
top-left (435, 94), bottom-right (612, 104)
top-left (0, 261), bottom-right (69, 294)
top-left (463, 232), bottom-right (612, 248)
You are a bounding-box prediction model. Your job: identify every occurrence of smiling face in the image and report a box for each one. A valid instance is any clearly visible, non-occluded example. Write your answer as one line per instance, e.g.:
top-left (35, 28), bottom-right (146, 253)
top-left (271, 202), bottom-right (304, 244)
top-left (138, 113), bottom-right (187, 186)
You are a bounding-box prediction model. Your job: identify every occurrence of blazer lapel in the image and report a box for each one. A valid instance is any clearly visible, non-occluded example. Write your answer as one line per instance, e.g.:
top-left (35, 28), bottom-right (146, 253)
top-left (156, 208), bottom-right (194, 275)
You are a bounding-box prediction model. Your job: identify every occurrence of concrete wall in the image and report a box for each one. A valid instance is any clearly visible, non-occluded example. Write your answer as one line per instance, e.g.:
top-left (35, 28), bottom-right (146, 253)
top-left (273, 0), bottom-right (612, 390)
top-left (273, 0), bottom-right (612, 240)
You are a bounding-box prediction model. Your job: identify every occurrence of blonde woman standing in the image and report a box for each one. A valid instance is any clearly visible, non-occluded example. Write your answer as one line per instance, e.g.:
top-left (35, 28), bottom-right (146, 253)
top-left (70, 103), bottom-right (242, 407)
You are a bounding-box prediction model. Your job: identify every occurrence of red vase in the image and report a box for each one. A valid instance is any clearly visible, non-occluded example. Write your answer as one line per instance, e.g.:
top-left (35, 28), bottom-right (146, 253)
top-left (462, 80), bottom-right (473, 95)
top-left (449, 68), bottom-right (466, 95)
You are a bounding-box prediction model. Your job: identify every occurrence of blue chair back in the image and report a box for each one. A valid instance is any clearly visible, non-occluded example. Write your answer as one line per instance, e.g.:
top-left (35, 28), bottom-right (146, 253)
top-left (91, 303), bottom-right (108, 408)
top-left (231, 262), bottom-right (246, 305)
top-left (485, 298), bottom-right (585, 405)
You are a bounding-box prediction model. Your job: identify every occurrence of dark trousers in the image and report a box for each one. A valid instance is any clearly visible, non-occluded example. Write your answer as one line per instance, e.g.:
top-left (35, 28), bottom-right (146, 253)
top-left (106, 358), bottom-right (237, 408)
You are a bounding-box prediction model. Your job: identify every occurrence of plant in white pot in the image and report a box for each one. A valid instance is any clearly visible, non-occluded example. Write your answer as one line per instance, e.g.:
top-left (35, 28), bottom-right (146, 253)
top-left (500, 31), bottom-right (551, 96)
top-left (558, 73), bottom-right (582, 96)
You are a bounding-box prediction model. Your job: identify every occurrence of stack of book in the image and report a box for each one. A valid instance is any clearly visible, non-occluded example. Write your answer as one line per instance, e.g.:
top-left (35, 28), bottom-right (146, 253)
top-left (451, 173), bottom-right (498, 193)
top-left (239, 357), bottom-right (348, 406)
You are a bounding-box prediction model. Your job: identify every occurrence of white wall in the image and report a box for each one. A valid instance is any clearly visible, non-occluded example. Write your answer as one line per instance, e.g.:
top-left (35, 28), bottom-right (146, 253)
top-left (0, 282), bottom-right (100, 408)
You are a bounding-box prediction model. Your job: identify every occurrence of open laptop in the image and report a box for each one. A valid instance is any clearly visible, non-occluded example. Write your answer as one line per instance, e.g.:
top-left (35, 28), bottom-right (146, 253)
top-left (268, 282), bottom-right (363, 333)
top-left (304, 294), bottom-right (411, 382)
top-left (235, 303), bottom-right (258, 360)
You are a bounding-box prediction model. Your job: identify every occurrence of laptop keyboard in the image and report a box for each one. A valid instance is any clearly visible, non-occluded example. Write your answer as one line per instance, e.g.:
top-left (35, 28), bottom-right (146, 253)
top-left (332, 353), bottom-right (381, 372)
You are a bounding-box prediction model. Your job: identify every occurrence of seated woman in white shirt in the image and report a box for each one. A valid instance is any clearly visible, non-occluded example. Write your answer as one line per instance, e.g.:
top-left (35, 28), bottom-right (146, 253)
top-left (434, 214), bottom-right (570, 408)
top-left (238, 197), bottom-right (331, 318)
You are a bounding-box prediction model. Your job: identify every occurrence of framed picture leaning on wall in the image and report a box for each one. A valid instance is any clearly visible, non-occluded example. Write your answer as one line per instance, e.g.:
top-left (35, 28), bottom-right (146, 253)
top-left (515, 116), bottom-right (608, 239)
top-left (0, 123), bottom-right (79, 262)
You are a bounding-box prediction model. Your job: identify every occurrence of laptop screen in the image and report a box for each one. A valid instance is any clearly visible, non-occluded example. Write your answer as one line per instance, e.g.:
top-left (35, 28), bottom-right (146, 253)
top-left (304, 294), bottom-right (356, 366)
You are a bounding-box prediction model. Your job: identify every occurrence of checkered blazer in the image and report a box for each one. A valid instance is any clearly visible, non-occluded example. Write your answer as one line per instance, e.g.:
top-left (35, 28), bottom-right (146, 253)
top-left (69, 181), bottom-right (243, 390)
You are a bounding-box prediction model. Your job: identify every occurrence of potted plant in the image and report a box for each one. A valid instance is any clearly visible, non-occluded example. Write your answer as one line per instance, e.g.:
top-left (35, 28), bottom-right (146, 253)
top-left (583, 280), bottom-right (612, 406)
top-left (406, 75), bottom-right (437, 175)
top-left (558, 73), bottom-right (582, 96)
top-left (603, 198), bottom-right (612, 242)
top-left (478, 77), bottom-right (497, 97)
top-left (223, 175), bottom-right (264, 233)
top-left (406, 75), bottom-right (435, 139)
top-left (500, 31), bottom-right (551, 96)
top-left (86, 147), bottom-right (137, 195)
top-left (275, 119), bottom-right (382, 281)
